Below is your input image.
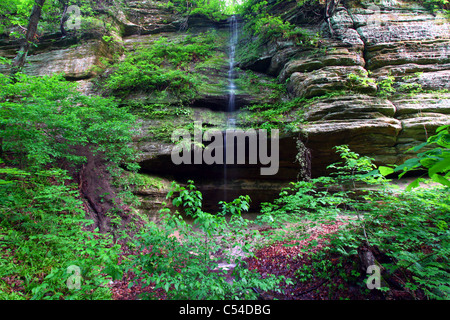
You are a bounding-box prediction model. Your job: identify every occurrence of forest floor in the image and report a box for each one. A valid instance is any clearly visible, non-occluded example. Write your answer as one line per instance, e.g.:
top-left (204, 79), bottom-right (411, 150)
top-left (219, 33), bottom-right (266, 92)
top-left (109, 177), bottom-right (437, 300)
top-left (108, 219), bottom-right (396, 300)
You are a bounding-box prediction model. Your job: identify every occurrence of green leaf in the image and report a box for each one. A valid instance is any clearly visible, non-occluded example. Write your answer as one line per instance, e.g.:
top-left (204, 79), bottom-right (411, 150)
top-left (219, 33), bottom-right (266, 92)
top-left (431, 174), bottom-right (450, 187)
top-left (394, 157), bottom-right (421, 172)
top-left (406, 178), bottom-right (420, 191)
top-left (379, 166), bottom-right (394, 176)
top-left (407, 141), bottom-right (428, 152)
top-left (428, 155), bottom-right (450, 177)
top-left (436, 124), bottom-right (450, 134)
top-left (164, 283), bottom-right (170, 292)
top-left (361, 169), bottom-right (379, 178)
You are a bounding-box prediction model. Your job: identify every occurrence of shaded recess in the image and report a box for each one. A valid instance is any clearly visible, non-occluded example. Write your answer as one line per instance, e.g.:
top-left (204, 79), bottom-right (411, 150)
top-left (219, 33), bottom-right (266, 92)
top-left (138, 134), bottom-right (302, 212)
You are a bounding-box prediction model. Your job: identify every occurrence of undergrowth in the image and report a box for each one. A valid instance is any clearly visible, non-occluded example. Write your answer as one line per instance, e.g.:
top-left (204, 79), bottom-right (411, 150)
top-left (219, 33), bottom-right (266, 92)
top-left (103, 30), bottom-right (224, 103)
top-left (257, 144), bottom-right (450, 300)
top-left (0, 72), bottom-right (138, 299)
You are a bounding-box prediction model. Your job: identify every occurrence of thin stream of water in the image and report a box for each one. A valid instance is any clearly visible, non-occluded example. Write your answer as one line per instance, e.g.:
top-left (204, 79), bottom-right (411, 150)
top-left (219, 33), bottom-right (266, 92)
top-left (223, 15), bottom-right (238, 203)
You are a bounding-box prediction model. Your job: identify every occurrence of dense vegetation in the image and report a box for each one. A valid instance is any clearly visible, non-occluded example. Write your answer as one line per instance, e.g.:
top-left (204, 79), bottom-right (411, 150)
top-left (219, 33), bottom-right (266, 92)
top-left (0, 0), bottom-right (122, 38)
top-left (103, 30), bottom-right (225, 101)
top-left (126, 140), bottom-right (450, 300)
top-left (0, 0), bottom-right (449, 302)
top-left (256, 144), bottom-right (450, 299)
top-left (0, 72), bottom-right (138, 299)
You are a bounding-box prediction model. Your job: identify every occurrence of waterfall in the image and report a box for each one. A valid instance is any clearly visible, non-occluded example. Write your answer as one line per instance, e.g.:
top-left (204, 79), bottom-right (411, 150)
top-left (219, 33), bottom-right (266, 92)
top-left (224, 15), bottom-right (238, 203)
top-left (227, 15), bottom-right (238, 125)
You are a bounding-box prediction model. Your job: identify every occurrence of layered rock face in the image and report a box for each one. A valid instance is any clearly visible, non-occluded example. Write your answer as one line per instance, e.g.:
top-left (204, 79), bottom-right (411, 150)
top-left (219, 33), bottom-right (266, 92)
top-left (2, 0), bottom-right (449, 212)
top-left (0, 36), bottom-right (113, 81)
top-left (258, 0), bottom-right (450, 176)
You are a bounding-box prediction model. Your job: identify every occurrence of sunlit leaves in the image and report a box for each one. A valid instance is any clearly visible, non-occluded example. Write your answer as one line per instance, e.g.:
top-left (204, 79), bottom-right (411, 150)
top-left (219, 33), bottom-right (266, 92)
top-left (0, 72), bottom-right (138, 169)
top-left (385, 125), bottom-right (450, 190)
top-left (0, 165), bottom-right (120, 299)
top-left (104, 31), bottom-right (220, 101)
top-left (129, 181), bottom-right (286, 300)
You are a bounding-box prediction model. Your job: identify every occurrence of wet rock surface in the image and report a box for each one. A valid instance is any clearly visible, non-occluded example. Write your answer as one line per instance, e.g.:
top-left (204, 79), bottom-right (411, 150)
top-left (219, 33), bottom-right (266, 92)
top-left (2, 0), bottom-right (449, 210)
top-left (244, 0), bottom-right (450, 175)
top-left (129, 0), bottom-right (450, 204)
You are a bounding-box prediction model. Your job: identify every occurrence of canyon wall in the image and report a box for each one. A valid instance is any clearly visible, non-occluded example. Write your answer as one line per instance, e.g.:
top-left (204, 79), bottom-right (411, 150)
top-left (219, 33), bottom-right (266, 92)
top-left (2, 0), bottom-right (449, 212)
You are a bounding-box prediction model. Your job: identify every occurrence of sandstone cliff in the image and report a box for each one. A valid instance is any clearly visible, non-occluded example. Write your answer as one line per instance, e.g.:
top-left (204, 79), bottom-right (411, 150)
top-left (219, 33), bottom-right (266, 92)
top-left (1, 0), bottom-right (449, 211)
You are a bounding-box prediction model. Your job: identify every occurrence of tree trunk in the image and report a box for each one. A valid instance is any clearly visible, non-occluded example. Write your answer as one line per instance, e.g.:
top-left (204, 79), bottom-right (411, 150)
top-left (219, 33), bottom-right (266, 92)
top-left (60, 1), bottom-right (69, 37)
top-left (324, 0), bottom-right (341, 37)
top-left (11, 0), bottom-right (46, 75)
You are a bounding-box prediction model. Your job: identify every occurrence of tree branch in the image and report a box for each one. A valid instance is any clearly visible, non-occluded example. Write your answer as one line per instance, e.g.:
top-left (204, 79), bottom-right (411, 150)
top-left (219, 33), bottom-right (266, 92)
top-left (11, 0), bottom-right (46, 75)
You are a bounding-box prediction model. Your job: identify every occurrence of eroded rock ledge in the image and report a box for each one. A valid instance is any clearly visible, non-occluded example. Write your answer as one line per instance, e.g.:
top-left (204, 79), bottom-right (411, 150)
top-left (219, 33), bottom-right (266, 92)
top-left (255, 0), bottom-right (450, 176)
top-left (1, 0), bottom-right (449, 212)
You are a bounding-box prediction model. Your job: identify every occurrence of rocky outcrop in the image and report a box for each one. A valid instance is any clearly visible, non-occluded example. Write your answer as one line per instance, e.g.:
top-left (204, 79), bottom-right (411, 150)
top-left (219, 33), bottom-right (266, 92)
top-left (2, 0), bottom-right (449, 211)
top-left (26, 39), bottom-right (115, 79)
top-left (113, 0), bottom-right (450, 204)
top-left (240, 0), bottom-right (450, 176)
top-left (0, 36), bottom-right (112, 80)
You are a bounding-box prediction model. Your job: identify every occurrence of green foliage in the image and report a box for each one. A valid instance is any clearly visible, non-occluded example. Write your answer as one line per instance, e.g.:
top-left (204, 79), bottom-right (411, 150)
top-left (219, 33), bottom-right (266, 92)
top-left (104, 31), bottom-right (221, 102)
top-left (376, 74), bottom-right (396, 97)
top-left (234, 68), bottom-right (286, 100)
top-left (0, 72), bottom-right (139, 299)
top-left (240, 97), bottom-right (302, 131)
top-left (251, 14), bottom-right (318, 45)
top-left (127, 101), bottom-right (198, 143)
top-left (390, 125), bottom-right (450, 189)
top-left (259, 145), bottom-right (450, 299)
top-left (170, 0), bottom-right (231, 20)
top-left (347, 71), bottom-right (375, 91)
top-left (0, 0), bottom-right (34, 35)
top-left (128, 181), bottom-right (289, 300)
top-left (0, 0), bottom-right (120, 37)
top-left (239, 91), bottom-right (347, 131)
top-left (415, 0), bottom-right (450, 12)
top-left (0, 165), bottom-right (121, 299)
top-left (130, 172), bottom-right (167, 191)
top-left (165, 0), bottom-right (246, 18)
top-left (0, 73), bottom-right (138, 170)
top-left (376, 72), bottom-right (449, 98)
top-left (241, 11), bottom-right (318, 45)
top-left (237, 0), bottom-right (320, 66)
top-left (327, 145), bottom-right (381, 186)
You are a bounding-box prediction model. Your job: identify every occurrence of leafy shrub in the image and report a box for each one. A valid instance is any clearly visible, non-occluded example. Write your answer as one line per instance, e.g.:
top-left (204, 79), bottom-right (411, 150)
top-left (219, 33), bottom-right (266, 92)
top-left (0, 72), bottom-right (138, 170)
top-left (0, 72), bottom-right (138, 299)
top-left (416, 0), bottom-right (450, 12)
top-left (258, 145), bottom-right (450, 299)
top-left (128, 181), bottom-right (290, 299)
top-left (0, 162), bottom-right (122, 299)
top-left (392, 124), bottom-right (450, 189)
top-left (104, 31), bottom-right (220, 101)
top-left (376, 74), bottom-right (396, 97)
top-left (170, 0), bottom-right (230, 20)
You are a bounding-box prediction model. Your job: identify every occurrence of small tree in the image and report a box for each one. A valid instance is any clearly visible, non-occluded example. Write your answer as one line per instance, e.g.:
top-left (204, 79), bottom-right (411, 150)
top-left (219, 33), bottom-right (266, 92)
top-left (128, 181), bottom-right (290, 299)
top-left (11, 0), bottom-right (46, 75)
